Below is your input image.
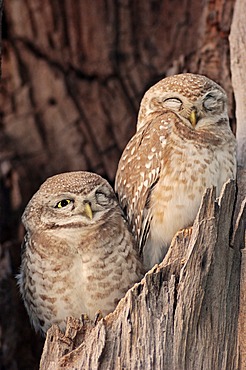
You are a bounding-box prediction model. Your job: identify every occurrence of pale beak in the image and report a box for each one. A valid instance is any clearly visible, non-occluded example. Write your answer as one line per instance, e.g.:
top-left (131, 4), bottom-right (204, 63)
top-left (189, 110), bottom-right (197, 128)
top-left (84, 202), bottom-right (93, 220)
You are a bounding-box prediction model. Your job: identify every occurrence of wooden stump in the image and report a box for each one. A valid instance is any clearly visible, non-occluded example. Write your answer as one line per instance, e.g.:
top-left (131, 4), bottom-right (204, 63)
top-left (40, 180), bottom-right (245, 370)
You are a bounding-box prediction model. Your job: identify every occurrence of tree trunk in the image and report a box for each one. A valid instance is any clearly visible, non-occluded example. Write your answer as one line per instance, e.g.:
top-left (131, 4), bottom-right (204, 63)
top-left (1, 1), bottom-right (245, 369)
top-left (1, 0), bottom-right (236, 193)
top-left (40, 181), bottom-right (245, 370)
top-left (229, 1), bottom-right (246, 368)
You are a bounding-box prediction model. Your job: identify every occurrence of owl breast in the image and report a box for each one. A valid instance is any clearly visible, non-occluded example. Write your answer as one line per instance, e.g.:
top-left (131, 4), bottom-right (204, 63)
top-left (20, 218), bottom-right (142, 334)
top-left (143, 136), bottom-right (236, 270)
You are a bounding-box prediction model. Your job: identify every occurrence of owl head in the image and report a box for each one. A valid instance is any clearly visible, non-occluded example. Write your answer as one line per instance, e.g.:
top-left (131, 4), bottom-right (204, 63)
top-left (137, 73), bottom-right (229, 132)
top-left (22, 171), bottom-right (119, 233)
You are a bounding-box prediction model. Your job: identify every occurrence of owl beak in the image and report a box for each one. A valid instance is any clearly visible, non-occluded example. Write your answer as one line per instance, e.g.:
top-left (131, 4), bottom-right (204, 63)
top-left (84, 202), bottom-right (93, 220)
top-left (189, 110), bottom-right (197, 127)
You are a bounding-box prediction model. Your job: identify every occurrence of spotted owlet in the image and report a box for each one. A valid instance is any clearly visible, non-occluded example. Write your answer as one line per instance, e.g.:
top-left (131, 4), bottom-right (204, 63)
top-left (18, 171), bottom-right (143, 335)
top-left (115, 73), bottom-right (236, 271)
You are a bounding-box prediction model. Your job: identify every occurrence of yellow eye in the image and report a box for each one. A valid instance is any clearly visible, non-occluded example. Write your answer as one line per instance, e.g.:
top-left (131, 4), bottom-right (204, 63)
top-left (56, 199), bottom-right (72, 208)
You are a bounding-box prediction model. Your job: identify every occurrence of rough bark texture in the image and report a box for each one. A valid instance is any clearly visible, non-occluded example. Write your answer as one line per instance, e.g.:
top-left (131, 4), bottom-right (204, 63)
top-left (229, 1), bottom-right (246, 368)
top-left (40, 181), bottom-right (244, 370)
top-left (0, 1), bottom-right (245, 369)
top-left (230, 0), bottom-right (246, 169)
top-left (1, 0), bottom-right (235, 195)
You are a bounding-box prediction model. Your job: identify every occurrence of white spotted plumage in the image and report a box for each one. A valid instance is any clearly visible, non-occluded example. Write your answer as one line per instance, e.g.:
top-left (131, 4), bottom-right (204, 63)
top-left (115, 73), bottom-right (236, 271)
top-left (18, 171), bottom-right (143, 335)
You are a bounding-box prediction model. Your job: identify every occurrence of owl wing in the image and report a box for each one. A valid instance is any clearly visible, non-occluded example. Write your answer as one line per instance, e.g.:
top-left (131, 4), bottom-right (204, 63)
top-left (17, 234), bottom-right (29, 295)
top-left (115, 111), bottom-right (173, 256)
top-left (20, 234), bottom-right (28, 259)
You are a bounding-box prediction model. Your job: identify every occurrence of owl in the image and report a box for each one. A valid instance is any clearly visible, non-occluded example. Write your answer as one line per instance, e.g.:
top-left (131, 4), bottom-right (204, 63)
top-left (18, 171), bottom-right (143, 335)
top-left (115, 73), bottom-right (236, 271)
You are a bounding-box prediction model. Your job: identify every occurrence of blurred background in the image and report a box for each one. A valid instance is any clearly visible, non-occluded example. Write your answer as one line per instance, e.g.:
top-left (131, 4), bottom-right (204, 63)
top-left (0, 1), bottom-right (236, 368)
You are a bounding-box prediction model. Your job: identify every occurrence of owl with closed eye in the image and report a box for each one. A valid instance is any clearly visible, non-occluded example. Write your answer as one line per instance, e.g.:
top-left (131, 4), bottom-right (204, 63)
top-left (115, 73), bottom-right (236, 271)
top-left (18, 171), bottom-right (143, 335)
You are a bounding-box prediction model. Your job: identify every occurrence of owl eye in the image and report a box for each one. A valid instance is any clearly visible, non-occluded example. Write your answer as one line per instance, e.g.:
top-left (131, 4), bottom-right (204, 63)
top-left (203, 93), bottom-right (217, 110)
top-left (55, 199), bottom-right (72, 208)
top-left (203, 91), bottom-right (224, 113)
top-left (95, 189), bottom-right (111, 206)
top-left (162, 98), bottom-right (182, 111)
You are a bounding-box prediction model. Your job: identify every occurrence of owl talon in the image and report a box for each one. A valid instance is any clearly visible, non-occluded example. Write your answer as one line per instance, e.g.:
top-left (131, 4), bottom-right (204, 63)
top-left (181, 227), bottom-right (193, 239)
top-left (94, 310), bottom-right (103, 325)
top-left (81, 313), bottom-right (90, 325)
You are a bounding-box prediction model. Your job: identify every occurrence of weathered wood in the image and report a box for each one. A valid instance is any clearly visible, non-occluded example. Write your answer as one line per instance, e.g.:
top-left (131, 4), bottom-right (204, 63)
top-left (40, 180), bottom-right (244, 370)
top-left (230, 0), bottom-right (246, 168)
top-left (230, 2), bottom-right (246, 368)
top-left (1, 1), bottom-right (243, 368)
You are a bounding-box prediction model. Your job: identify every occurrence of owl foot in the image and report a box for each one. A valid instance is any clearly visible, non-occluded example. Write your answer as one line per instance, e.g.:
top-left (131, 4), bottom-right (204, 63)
top-left (181, 226), bottom-right (193, 240)
top-left (81, 313), bottom-right (90, 325)
top-left (94, 310), bottom-right (104, 325)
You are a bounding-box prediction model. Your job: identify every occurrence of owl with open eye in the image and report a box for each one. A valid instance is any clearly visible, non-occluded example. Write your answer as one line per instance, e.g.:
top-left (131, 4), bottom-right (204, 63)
top-left (115, 73), bottom-right (236, 271)
top-left (18, 171), bottom-right (143, 335)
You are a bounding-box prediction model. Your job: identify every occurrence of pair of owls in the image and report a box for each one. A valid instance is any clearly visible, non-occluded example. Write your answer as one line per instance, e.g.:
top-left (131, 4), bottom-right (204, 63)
top-left (18, 73), bottom-right (236, 335)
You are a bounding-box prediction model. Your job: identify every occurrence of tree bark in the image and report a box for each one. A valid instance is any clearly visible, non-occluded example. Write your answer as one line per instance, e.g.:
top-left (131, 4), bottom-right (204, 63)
top-left (2, 0), bottom-right (236, 195)
top-left (229, 1), bottom-right (246, 368)
top-left (230, 0), bottom-right (246, 169)
top-left (40, 181), bottom-right (245, 370)
top-left (1, 1), bottom-right (245, 369)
